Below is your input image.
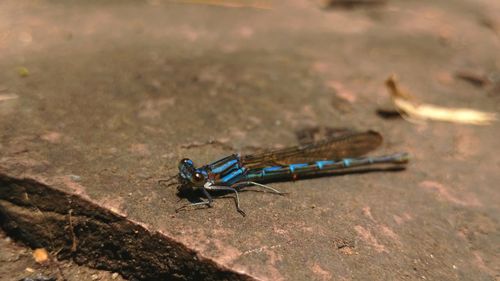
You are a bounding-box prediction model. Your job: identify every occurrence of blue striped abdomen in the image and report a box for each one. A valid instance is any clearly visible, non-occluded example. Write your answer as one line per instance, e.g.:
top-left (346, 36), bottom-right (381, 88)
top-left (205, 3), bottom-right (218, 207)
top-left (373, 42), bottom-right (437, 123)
top-left (244, 153), bottom-right (408, 183)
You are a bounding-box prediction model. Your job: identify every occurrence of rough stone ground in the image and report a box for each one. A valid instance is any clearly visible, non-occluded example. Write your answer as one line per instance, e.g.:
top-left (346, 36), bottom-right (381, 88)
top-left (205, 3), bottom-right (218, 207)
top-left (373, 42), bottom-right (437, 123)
top-left (0, 0), bottom-right (499, 280)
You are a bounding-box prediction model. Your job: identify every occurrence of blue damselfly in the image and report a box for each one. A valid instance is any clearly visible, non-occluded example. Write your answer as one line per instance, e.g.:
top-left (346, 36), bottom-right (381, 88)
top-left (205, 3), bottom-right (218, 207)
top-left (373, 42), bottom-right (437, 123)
top-left (161, 130), bottom-right (408, 216)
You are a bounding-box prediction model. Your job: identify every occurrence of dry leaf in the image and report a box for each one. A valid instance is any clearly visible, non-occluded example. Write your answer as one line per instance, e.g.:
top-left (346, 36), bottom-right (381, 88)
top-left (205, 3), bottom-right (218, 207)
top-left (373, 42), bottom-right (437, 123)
top-left (33, 248), bottom-right (49, 264)
top-left (385, 75), bottom-right (497, 125)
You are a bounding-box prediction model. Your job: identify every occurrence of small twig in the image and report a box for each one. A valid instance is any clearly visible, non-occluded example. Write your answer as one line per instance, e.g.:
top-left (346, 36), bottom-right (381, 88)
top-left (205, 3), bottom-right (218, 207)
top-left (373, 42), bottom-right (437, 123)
top-left (67, 210), bottom-right (78, 253)
top-left (455, 70), bottom-right (490, 87)
top-left (51, 256), bottom-right (68, 281)
top-left (170, 0), bottom-right (272, 10)
top-left (180, 139), bottom-right (236, 150)
top-left (320, 0), bottom-right (386, 9)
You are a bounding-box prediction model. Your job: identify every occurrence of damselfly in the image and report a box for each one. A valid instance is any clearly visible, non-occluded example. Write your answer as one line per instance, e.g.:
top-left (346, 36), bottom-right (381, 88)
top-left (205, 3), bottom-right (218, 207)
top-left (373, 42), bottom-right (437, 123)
top-left (161, 130), bottom-right (409, 216)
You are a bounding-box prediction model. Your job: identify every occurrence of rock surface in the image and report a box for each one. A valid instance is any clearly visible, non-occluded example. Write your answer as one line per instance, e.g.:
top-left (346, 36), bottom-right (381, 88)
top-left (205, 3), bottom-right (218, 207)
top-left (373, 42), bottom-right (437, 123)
top-left (0, 0), bottom-right (499, 280)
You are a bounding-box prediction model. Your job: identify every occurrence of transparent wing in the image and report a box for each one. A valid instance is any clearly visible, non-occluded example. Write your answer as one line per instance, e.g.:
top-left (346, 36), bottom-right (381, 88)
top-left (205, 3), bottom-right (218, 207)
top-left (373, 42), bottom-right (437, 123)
top-left (241, 130), bottom-right (383, 169)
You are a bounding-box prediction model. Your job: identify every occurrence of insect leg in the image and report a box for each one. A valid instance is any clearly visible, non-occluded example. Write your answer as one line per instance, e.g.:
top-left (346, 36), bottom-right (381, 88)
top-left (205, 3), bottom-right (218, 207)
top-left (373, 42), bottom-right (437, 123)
top-left (233, 181), bottom-right (287, 195)
top-left (208, 186), bottom-right (246, 216)
top-left (175, 187), bottom-right (213, 213)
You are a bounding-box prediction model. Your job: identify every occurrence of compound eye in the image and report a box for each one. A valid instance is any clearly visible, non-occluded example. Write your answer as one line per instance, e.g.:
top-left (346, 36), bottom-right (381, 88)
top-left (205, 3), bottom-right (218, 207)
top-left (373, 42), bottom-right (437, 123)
top-left (179, 158), bottom-right (194, 171)
top-left (192, 172), bottom-right (205, 184)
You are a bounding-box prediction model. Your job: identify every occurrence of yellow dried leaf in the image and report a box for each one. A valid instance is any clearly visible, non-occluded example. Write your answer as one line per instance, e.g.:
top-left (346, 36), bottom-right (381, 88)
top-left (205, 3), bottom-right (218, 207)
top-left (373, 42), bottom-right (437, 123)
top-left (385, 75), bottom-right (497, 125)
top-left (33, 248), bottom-right (49, 264)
